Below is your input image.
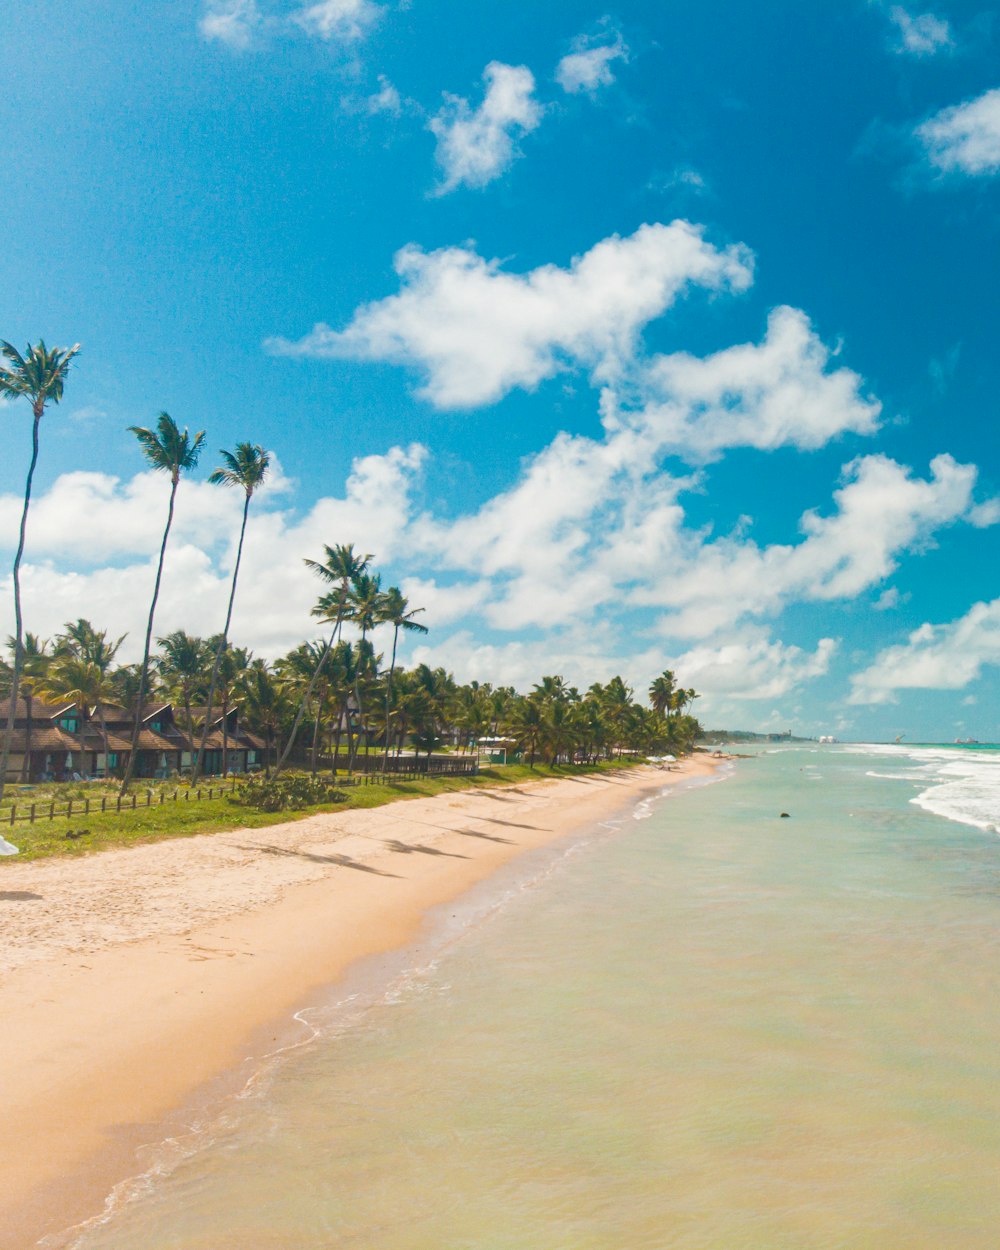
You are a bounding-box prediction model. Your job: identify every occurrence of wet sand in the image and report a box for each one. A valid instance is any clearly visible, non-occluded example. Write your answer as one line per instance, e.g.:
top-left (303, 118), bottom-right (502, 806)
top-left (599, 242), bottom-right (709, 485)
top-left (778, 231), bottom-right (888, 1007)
top-left (0, 760), bottom-right (716, 1248)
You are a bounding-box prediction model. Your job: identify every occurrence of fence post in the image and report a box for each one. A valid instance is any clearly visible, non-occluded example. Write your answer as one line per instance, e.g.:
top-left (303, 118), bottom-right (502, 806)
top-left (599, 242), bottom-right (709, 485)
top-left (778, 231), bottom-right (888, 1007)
top-left (50, 802), bottom-right (55, 821)
top-left (116, 795), bottom-right (122, 812)
top-left (160, 792), bottom-right (165, 804)
top-left (85, 798), bottom-right (90, 816)
top-left (102, 796), bottom-right (107, 812)
top-left (9, 804), bottom-right (15, 826)
top-left (67, 799), bottom-right (73, 820)
top-left (132, 793), bottom-right (137, 810)
top-left (30, 803), bottom-right (35, 824)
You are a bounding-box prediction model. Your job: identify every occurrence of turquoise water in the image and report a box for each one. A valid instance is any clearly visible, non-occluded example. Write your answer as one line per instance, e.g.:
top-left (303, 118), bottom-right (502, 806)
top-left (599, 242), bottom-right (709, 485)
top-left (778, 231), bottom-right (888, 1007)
top-left (69, 746), bottom-right (1000, 1249)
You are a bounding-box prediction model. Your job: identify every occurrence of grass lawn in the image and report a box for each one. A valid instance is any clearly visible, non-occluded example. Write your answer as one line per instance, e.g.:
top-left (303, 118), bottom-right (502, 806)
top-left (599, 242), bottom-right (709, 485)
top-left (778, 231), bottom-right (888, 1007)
top-left (0, 759), bottom-right (645, 862)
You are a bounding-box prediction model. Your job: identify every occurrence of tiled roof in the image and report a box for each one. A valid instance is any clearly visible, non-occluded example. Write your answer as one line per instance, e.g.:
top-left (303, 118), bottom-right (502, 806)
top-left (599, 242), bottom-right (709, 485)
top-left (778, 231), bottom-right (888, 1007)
top-left (0, 697), bottom-right (76, 721)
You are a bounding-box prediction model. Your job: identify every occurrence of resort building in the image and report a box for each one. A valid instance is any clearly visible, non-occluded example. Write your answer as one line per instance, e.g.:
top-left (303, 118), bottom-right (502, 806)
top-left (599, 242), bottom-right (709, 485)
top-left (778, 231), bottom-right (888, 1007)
top-left (0, 697), bottom-right (267, 782)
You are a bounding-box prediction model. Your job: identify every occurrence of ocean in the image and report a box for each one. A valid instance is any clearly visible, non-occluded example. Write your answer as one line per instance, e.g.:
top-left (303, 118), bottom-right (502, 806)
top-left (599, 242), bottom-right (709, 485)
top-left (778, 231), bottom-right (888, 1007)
top-left (64, 744), bottom-right (1000, 1249)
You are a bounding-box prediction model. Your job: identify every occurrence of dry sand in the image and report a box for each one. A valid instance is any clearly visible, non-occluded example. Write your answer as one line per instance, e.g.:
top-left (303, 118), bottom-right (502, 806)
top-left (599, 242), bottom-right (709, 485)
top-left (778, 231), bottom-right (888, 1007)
top-left (0, 759), bottom-right (718, 1248)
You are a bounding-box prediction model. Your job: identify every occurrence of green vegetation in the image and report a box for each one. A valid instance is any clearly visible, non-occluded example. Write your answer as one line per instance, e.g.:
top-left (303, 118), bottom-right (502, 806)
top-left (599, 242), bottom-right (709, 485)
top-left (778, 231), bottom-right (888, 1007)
top-left (0, 338), bottom-right (702, 840)
top-left (3, 759), bottom-right (646, 861)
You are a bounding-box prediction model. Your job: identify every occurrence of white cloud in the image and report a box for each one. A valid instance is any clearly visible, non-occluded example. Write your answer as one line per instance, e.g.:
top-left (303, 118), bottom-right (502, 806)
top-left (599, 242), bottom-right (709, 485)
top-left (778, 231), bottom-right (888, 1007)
top-left (366, 74), bottom-right (402, 116)
top-left (888, 6), bottom-right (952, 55)
top-left (198, 0), bottom-right (262, 49)
top-left (917, 87), bottom-right (1000, 176)
top-left (642, 453), bottom-right (984, 637)
top-left (428, 62), bottom-right (543, 193)
top-left (672, 632), bottom-right (838, 701)
top-left (0, 446), bottom-right (425, 661)
top-left (850, 597), bottom-right (1000, 702)
top-left (604, 305), bottom-right (881, 460)
top-left (267, 221), bottom-right (754, 408)
top-left (556, 29), bottom-right (629, 94)
top-left (292, 0), bottom-right (381, 41)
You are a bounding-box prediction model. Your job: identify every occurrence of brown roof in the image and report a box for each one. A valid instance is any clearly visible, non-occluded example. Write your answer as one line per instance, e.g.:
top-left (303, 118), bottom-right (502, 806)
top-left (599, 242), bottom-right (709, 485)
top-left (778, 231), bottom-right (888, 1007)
top-left (5, 725), bottom-right (83, 752)
top-left (0, 697), bottom-right (76, 721)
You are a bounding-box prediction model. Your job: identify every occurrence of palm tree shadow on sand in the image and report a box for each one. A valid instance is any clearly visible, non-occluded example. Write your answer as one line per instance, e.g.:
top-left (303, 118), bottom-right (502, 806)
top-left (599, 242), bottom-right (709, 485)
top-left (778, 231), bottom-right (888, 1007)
top-left (382, 839), bottom-right (470, 859)
top-left (236, 842), bottom-right (401, 877)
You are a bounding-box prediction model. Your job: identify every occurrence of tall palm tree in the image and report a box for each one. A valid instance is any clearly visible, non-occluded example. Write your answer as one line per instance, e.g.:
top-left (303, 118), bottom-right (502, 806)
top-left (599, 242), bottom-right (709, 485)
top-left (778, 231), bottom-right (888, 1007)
top-left (377, 587), bottom-right (427, 772)
top-left (191, 443), bottom-right (271, 784)
top-left (120, 413), bottom-right (205, 795)
top-left (275, 543), bottom-right (371, 774)
top-left (0, 340), bottom-right (80, 806)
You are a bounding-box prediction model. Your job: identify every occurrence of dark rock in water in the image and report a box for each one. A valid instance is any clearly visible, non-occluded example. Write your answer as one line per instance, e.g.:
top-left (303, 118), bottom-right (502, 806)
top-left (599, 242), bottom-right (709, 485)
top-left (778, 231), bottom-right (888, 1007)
top-left (780, 812), bottom-right (790, 818)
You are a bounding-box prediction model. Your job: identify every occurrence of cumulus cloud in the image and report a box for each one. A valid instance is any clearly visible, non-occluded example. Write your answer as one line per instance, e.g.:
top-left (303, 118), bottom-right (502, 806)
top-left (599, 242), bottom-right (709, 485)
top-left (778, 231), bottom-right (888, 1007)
top-left (672, 632), bottom-right (838, 701)
top-left (917, 87), bottom-right (1000, 176)
top-left (198, 0), bottom-right (262, 49)
top-left (292, 0), bottom-right (381, 42)
top-left (428, 62), bottom-right (543, 193)
top-left (604, 306), bottom-right (881, 460)
top-left (850, 597), bottom-right (1000, 703)
top-left (888, 6), bottom-right (952, 55)
top-left (267, 221), bottom-right (754, 408)
top-left (642, 453), bottom-right (985, 637)
top-left (556, 27), bottom-right (629, 94)
top-left (0, 446), bottom-right (425, 661)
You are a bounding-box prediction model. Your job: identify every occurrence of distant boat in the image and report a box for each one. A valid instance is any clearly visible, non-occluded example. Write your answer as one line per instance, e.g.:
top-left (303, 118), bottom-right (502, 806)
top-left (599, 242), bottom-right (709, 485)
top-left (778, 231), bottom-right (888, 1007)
top-left (818, 735), bottom-right (838, 744)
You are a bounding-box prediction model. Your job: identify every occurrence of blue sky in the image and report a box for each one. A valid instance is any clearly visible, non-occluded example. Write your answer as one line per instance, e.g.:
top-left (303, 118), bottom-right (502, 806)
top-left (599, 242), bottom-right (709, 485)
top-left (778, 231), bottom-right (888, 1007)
top-left (2, 0), bottom-right (1000, 740)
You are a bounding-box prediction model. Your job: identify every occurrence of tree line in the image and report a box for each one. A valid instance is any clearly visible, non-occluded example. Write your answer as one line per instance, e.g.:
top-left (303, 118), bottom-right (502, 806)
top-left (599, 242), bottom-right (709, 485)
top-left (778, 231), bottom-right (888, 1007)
top-left (0, 340), bottom-right (701, 802)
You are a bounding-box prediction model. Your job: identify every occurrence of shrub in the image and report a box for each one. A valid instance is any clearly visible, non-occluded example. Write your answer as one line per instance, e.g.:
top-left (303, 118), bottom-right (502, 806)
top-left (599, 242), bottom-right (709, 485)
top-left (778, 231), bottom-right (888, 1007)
top-left (234, 773), bottom-right (348, 813)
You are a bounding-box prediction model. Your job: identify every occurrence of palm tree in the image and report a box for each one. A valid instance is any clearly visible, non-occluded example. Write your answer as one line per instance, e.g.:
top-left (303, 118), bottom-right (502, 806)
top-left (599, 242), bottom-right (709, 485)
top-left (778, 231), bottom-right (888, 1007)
top-left (34, 655), bottom-right (117, 777)
top-left (7, 633), bottom-right (51, 782)
top-left (239, 659), bottom-right (288, 775)
top-left (119, 413), bottom-right (205, 795)
top-left (0, 340), bottom-right (80, 805)
top-left (156, 630), bottom-right (210, 746)
top-left (377, 587), bottom-right (427, 772)
top-left (191, 443), bottom-right (271, 784)
top-left (55, 619), bottom-right (127, 671)
top-left (648, 671), bottom-right (677, 718)
top-left (344, 571), bottom-right (385, 770)
top-left (275, 543), bottom-right (371, 774)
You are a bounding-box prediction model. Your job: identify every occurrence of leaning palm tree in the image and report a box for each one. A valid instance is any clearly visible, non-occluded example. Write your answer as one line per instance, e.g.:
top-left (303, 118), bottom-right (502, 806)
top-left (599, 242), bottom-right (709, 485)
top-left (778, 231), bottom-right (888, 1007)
top-left (0, 340), bottom-right (80, 806)
top-left (190, 443), bottom-right (270, 784)
top-left (119, 413), bottom-right (205, 795)
top-left (275, 543), bottom-right (371, 774)
top-left (377, 587), bottom-right (428, 771)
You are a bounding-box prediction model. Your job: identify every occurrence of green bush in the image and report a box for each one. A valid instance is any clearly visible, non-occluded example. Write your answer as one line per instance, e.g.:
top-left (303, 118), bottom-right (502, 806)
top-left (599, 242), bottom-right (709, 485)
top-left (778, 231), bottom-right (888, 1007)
top-left (234, 773), bottom-right (348, 813)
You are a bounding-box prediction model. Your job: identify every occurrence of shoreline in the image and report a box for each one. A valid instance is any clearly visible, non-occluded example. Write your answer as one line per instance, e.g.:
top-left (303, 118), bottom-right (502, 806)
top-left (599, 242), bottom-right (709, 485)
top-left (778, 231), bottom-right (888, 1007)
top-left (0, 759), bottom-right (720, 1248)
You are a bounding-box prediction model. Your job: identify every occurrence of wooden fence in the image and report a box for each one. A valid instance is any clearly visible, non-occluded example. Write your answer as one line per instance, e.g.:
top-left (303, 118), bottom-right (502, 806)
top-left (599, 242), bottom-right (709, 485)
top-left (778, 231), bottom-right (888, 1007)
top-left (2, 756), bottom-right (480, 826)
top-left (3, 777), bottom-right (241, 826)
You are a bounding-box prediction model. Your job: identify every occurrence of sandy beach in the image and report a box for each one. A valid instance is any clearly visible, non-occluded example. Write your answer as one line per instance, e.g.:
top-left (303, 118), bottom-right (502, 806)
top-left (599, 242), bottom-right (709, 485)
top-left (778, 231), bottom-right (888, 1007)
top-left (0, 760), bottom-right (716, 1248)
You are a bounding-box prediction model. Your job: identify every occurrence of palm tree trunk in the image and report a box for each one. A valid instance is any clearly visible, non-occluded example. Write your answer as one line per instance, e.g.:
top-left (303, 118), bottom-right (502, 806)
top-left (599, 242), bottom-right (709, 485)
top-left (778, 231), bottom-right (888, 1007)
top-left (192, 493), bottom-right (250, 784)
top-left (19, 690), bottom-right (33, 782)
top-left (347, 627), bottom-right (368, 775)
top-left (275, 604), bottom-right (345, 775)
top-left (120, 476), bottom-right (178, 795)
top-left (222, 693), bottom-right (229, 776)
top-left (380, 625), bottom-right (400, 774)
top-left (0, 408), bottom-right (42, 806)
top-left (310, 699), bottom-right (321, 776)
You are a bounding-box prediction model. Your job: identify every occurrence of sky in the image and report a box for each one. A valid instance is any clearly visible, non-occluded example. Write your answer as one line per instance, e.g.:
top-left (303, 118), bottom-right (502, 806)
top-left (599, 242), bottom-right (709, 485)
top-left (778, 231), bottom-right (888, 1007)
top-left (2, 0), bottom-right (1000, 741)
